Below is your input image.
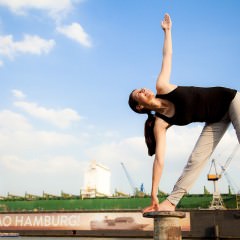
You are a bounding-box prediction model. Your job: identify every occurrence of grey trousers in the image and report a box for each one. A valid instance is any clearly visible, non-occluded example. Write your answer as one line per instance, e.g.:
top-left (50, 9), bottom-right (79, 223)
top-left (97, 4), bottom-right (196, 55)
top-left (167, 92), bottom-right (240, 206)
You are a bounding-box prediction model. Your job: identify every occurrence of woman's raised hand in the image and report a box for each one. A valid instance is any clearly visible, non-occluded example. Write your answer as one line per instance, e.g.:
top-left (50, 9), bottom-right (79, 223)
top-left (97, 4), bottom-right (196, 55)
top-left (161, 13), bottom-right (172, 31)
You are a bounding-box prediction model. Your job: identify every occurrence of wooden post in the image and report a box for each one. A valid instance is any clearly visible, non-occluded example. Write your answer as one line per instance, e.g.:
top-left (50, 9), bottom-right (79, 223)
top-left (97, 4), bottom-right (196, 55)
top-left (143, 211), bottom-right (186, 240)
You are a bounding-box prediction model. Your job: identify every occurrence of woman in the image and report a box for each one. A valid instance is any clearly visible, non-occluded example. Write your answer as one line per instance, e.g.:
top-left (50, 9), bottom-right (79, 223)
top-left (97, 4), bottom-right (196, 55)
top-left (128, 13), bottom-right (240, 213)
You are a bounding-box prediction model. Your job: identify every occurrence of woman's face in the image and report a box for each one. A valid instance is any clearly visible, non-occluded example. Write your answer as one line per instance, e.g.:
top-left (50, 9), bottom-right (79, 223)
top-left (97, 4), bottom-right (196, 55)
top-left (132, 88), bottom-right (155, 107)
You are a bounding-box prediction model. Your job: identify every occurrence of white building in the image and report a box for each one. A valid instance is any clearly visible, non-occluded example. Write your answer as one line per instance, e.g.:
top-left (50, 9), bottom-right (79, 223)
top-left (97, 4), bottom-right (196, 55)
top-left (81, 161), bottom-right (111, 198)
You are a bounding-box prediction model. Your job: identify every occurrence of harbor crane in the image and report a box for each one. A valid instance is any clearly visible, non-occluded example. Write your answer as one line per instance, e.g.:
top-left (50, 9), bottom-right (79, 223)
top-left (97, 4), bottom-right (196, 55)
top-left (219, 164), bottom-right (240, 195)
top-left (208, 158), bottom-right (225, 209)
top-left (208, 144), bottom-right (239, 209)
top-left (120, 162), bottom-right (145, 197)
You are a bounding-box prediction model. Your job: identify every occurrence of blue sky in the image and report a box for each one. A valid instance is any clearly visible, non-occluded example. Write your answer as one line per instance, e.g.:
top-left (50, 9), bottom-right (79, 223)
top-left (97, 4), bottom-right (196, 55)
top-left (0, 0), bottom-right (240, 198)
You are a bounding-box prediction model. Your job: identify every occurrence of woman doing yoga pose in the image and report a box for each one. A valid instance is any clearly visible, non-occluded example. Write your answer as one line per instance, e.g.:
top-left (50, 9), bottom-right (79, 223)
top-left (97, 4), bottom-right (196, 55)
top-left (128, 13), bottom-right (240, 213)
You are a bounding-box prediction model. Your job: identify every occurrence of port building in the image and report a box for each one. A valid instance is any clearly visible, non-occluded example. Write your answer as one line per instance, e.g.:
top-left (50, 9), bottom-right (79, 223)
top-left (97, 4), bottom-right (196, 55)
top-left (81, 161), bottom-right (111, 198)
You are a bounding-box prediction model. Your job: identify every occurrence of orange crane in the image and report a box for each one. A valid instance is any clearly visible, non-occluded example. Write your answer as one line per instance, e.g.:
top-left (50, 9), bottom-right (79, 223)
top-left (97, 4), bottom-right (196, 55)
top-left (208, 144), bottom-right (239, 183)
top-left (208, 144), bottom-right (239, 209)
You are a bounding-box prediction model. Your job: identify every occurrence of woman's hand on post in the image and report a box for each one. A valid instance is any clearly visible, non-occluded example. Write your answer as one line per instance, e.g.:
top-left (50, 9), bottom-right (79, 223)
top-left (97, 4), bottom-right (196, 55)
top-left (161, 13), bottom-right (172, 31)
top-left (142, 195), bottom-right (160, 213)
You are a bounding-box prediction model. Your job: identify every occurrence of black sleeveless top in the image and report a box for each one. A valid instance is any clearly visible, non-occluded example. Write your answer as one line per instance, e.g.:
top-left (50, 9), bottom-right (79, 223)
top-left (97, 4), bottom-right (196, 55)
top-left (155, 86), bottom-right (237, 126)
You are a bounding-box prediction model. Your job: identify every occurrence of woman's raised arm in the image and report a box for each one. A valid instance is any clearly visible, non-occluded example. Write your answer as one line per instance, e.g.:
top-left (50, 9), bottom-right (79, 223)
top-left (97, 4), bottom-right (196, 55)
top-left (156, 14), bottom-right (173, 94)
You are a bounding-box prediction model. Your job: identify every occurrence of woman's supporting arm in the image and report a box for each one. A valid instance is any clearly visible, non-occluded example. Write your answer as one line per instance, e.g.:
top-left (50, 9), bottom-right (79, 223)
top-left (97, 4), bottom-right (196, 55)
top-left (143, 119), bottom-right (168, 213)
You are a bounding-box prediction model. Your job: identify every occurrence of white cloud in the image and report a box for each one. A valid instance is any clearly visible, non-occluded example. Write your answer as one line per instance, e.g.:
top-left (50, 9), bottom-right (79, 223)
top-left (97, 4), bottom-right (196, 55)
top-left (57, 22), bottom-right (92, 47)
top-left (0, 34), bottom-right (55, 60)
top-left (0, 155), bottom-right (83, 174)
top-left (12, 89), bottom-right (26, 99)
top-left (85, 125), bottom-right (239, 195)
top-left (0, 1), bottom-right (91, 49)
top-left (0, 110), bottom-right (32, 131)
top-left (0, 0), bottom-right (74, 21)
top-left (14, 100), bottom-right (81, 128)
top-left (0, 107), bottom-right (87, 195)
top-left (0, 93), bottom-right (89, 196)
top-left (0, 154), bottom-right (86, 195)
top-left (0, 110), bottom-right (79, 152)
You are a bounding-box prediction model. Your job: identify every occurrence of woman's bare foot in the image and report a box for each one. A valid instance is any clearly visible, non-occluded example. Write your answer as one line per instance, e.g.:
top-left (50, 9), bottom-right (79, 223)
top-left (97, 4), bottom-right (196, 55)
top-left (157, 199), bottom-right (175, 211)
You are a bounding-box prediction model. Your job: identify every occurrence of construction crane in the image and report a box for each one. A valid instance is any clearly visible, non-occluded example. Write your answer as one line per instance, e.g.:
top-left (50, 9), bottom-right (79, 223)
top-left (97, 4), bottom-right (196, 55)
top-left (219, 165), bottom-right (240, 195)
top-left (220, 144), bottom-right (239, 176)
top-left (218, 145), bottom-right (240, 209)
top-left (218, 144), bottom-right (239, 193)
top-left (207, 144), bottom-right (239, 209)
top-left (208, 158), bottom-right (225, 209)
top-left (208, 144), bottom-right (239, 184)
top-left (208, 159), bottom-right (221, 191)
top-left (120, 162), bottom-right (144, 197)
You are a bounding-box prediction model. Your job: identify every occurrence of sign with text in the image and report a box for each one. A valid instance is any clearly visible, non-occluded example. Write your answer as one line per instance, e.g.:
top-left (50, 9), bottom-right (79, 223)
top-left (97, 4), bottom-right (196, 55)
top-left (0, 211), bottom-right (190, 231)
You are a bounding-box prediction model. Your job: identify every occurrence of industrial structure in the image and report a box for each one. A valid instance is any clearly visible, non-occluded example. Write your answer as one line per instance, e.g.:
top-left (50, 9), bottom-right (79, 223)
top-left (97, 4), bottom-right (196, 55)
top-left (208, 145), bottom-right (240, 209)
top-left (81, 161), bottom-right (111, 198)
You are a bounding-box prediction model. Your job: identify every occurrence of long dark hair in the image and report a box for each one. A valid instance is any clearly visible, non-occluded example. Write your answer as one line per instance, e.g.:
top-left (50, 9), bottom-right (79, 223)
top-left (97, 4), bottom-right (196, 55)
top-left (128, 90), bottom-right (156, 156)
